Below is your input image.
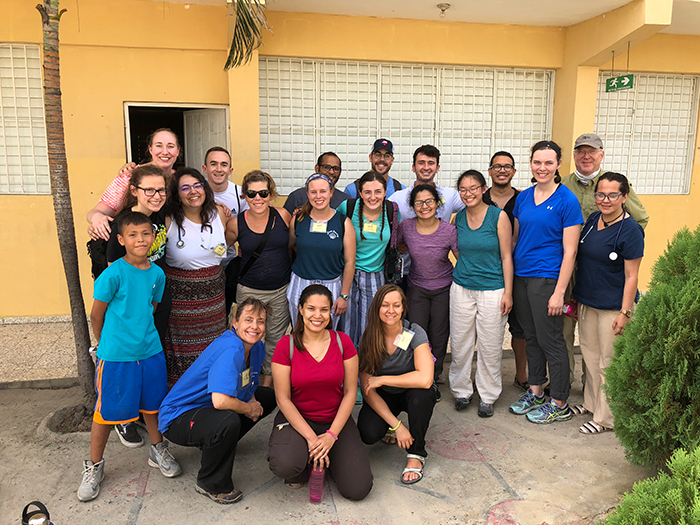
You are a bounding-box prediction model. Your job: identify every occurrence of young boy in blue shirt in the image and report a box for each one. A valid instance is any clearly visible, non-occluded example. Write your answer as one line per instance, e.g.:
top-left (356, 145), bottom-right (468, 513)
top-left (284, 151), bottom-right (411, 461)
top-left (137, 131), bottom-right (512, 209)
top-left (78, 211), bottom-right (182, 502)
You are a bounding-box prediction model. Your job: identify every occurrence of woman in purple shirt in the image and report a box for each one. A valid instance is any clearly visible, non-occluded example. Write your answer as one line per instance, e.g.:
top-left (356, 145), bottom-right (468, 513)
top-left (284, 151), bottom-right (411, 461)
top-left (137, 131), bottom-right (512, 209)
top-left (397, 184), bottom-right (459, 396)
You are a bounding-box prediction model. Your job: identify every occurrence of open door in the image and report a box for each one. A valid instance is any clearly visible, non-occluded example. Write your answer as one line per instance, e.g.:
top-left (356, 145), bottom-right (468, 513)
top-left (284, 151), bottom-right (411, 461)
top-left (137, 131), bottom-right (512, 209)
top-left (184, 108), bottom-right (229, 170)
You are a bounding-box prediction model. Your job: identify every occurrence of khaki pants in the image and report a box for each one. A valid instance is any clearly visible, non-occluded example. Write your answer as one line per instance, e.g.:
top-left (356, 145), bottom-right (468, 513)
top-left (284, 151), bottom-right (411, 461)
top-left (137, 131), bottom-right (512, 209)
top-left (578, 305), bottom-right (619, 428)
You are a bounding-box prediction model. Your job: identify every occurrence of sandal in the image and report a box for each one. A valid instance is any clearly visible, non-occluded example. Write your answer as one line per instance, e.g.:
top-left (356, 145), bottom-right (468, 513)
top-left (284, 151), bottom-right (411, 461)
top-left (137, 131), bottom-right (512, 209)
top-left (571, 405), bottom-right (591, 416)
top-left (579, 421), bottom-right (612, 434)
top-left (401, 454), bottom-right (425, 485)
top-left (382, 430), bottom-right (397, 445)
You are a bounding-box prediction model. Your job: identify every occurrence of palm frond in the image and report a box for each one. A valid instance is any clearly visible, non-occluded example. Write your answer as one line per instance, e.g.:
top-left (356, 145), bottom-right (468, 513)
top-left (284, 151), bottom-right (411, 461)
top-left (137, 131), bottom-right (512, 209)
top-left (225, 0), bottom-right (268, 70)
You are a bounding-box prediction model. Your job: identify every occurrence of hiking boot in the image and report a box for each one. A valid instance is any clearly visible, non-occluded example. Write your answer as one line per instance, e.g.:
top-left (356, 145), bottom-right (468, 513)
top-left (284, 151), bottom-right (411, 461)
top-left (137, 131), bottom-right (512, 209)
top-left (477, 402), bottom-right (494, 418)
top-left (526, 400), bottom-right (573, 424)
top-left (116, 422), bottom-right (143, 448)
top-left (77, 459), bottom-right (105, 502)
top-left (196, 483), bottom-right (243, 504)
top-left (148, 441), bottom-right (182, 478)
top-left (509, 389), bottom-right (545, 415)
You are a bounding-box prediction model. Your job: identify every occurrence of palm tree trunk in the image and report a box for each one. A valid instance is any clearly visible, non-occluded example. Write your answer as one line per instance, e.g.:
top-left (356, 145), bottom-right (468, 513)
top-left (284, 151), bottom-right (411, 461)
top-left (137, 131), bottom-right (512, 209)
top-left (37, 0), bottom-right (96, 408)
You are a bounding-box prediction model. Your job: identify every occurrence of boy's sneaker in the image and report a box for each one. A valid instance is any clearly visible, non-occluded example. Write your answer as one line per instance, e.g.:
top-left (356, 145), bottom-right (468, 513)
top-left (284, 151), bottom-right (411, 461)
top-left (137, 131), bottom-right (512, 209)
top-left (116, 422), bottom-right (143, 448)
top-left (509, 389), bottom-right (545, 415)
top-left (526, 400), bottom-right (573, 424)
top-left (77, 459), bottom-right (105, 502)
top-left (149, 440), bottom-right (182, 478)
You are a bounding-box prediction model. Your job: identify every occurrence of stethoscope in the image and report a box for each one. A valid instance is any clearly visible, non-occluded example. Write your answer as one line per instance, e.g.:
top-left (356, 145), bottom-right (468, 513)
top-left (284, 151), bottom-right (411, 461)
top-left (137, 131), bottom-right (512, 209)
top-left (579, 212), bottom-right (625, 261)
top-left (176, 223), bottom-right (213, 249)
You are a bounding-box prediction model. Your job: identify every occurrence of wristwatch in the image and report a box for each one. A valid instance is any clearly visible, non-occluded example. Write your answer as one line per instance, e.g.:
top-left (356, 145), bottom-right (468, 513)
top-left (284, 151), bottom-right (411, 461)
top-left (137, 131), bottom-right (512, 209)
top-left (620, 309), bottom-right (632, 318)
top-left (340, 293), bottom-right (350, 301)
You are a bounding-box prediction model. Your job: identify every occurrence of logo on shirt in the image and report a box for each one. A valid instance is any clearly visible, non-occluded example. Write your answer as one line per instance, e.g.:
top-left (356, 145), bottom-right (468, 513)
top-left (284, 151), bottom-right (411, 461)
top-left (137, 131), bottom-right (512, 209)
top-left (547, 205), bottom-right (554, 210)
top-left (327, 230), bottom-right (340, 240)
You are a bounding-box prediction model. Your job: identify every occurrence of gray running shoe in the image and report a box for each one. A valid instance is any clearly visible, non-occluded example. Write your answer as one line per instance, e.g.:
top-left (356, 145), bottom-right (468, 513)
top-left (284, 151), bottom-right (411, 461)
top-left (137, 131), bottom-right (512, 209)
top-left (148, 441), bottom-right (182, 478)
top-left (77, 459), bottom-right (105, 502)
top-left (478, 402), bottom-right (494, 418)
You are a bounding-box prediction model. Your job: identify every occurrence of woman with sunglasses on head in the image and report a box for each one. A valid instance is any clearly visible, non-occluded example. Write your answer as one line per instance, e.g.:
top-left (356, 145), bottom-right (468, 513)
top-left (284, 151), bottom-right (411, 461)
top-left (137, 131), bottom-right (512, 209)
top-left (336, 171), bottom-right (399, 348)
top-left (288, 174), bottom-right (356, 330)
top-left (357, 284), bottom-right (436, 485)
top-left (225, 170), bottom-right (292, 388)
top-left (508, 141), bottom-right (583, 424)
top-left (164, 168), bottom-right (230, 386)
top-left (397, 184), bottom-right (458, 396)
top-left (572, 172), bottom-right (643, 434)
top-left (449, 171), bottom-right (512, 417)
top-left (268, 285), bottom-right (373, 500)
top-left (88, 128), bottom-right (180, 241)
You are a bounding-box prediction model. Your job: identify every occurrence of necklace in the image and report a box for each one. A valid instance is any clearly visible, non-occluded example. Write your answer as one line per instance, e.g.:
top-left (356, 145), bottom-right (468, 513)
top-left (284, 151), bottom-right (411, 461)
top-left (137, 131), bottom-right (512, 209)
top-left (602, 211), bottom-right (624, 227)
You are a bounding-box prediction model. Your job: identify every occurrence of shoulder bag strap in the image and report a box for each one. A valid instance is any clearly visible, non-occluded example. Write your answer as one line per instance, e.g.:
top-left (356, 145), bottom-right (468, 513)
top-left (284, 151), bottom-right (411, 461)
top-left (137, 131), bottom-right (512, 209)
top-left (238, 209), bottom-right (275, 280)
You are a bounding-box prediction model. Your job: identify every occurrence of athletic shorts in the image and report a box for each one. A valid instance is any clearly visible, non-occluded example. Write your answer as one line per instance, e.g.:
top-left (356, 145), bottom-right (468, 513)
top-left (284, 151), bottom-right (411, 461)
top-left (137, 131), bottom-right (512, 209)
top-left (93, 351), bottom-right (167, 425)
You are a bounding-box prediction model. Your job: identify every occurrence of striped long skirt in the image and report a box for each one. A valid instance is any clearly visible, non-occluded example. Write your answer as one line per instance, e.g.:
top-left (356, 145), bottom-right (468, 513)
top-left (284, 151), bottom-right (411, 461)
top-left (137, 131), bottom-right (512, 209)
top-left (164, 264), bottom-right (226, 387)
top-left (346, 269), bottom-right (385, 348)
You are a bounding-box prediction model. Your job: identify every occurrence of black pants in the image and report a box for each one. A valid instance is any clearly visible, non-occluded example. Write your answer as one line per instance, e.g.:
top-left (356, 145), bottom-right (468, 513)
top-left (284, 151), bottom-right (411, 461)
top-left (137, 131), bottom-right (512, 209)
top-left (357, 387), bottom-right (436, 458)
top-left (407, 284), bottom-right (451, 377)
top-left (164, 387), bottom-right (276, 494)
top-left (513, 276), bottom-right (570, 401)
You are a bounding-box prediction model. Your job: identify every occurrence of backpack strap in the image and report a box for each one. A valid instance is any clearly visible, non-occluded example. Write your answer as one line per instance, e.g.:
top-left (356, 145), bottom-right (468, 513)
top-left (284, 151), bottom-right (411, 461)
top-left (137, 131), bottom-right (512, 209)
top-left (392, 177), bottom-right (402, 192)
top-left (346, 198), bottom-right (357, 221)
top-left (334, 330), bottom-right (343, 357)
top-left (384, 200), bottom-right (394, 231)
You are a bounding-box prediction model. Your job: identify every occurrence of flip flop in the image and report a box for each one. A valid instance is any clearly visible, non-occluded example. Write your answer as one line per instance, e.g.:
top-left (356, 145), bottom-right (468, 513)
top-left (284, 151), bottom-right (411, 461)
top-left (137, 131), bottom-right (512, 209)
top-left (570, 405), bottom-right (591, 416)
top-left (401, 454), bottom-right (425, 484)
top-left (579, 420), bottom-right (612, 434)
top-left (382, 430), bottom-right (396, 445)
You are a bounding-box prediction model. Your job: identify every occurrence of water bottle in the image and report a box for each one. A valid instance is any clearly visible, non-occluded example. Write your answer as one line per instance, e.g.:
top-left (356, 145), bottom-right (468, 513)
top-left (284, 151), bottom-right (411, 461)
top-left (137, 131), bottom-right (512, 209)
top-left (309, 464), bottom-right (325, 503)
top-left (22, 501), bottom-right (53, 525)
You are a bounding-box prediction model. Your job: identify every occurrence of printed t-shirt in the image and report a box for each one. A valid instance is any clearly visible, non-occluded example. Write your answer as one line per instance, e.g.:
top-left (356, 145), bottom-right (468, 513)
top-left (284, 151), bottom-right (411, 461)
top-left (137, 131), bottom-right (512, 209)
top-left (513, 185), bottom-right (583, 279)
top-left (272, 331), bottom-right (356, 422)
top-left (158, 329), bottom-right (264, 433)
top-left (93, 258), bottom-right (165, 362)
top-left (573, 212), bottom-right (644, 311)
top-left (106, 208), bottom-right (168, 267)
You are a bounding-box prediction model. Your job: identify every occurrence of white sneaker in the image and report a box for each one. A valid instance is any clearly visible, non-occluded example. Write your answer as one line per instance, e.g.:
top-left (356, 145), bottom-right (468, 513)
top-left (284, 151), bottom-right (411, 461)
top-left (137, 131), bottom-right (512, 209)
top-left (148, 441), bottom-right (182, 478)
top-left (77, 459), bottom-right (105, 502)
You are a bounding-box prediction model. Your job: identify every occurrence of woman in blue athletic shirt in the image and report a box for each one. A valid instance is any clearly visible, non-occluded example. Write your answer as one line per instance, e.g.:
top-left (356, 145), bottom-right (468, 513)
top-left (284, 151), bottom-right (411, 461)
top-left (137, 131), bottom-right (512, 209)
top-left (508, 141), bottom-right (583, 425)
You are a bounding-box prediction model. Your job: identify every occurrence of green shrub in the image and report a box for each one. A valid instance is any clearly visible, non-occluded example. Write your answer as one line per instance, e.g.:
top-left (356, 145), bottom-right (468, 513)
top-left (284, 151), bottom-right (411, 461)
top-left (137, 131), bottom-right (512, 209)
top-left (605, 225), bottom-right (700, 469)
top-left (605, 447), bottom-right (700, 525)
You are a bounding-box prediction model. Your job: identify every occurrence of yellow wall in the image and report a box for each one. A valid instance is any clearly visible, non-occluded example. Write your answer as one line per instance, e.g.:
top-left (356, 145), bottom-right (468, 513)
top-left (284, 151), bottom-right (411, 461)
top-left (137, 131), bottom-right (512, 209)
top-left (2, 1), bottom-right (699, 316)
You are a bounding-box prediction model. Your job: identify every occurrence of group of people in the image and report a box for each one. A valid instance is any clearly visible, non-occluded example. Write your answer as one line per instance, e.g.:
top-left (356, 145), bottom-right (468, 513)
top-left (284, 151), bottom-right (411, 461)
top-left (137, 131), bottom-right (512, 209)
top-left (78, 129), bottom-right (647, 505)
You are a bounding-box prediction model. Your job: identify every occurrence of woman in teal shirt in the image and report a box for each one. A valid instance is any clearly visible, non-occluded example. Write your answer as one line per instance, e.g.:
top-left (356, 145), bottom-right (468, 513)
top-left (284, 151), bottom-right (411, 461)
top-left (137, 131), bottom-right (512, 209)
top-left (449, 170), bottom-right (513, 417)
top-left (337, 171), bottom-right (399, 348)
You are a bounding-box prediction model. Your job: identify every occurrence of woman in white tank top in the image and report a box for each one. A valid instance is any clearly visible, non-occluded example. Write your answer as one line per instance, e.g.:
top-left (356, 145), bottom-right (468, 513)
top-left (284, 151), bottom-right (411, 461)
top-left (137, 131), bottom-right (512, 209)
top-left (163, 168), bottom-right (230, 387)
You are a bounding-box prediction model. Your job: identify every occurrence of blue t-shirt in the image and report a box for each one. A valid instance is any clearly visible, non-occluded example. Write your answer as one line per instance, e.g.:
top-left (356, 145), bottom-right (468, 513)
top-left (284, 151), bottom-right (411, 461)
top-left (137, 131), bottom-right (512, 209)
top-left (337, 199), bottom-right (395, 273)
top-left (93, 258), bottom-right (165, 362)
top-left (513, 185), bottom-right (583, 279)
top-left (344, 176), bottom-right (405, 198)
top-left (292, 212), bottom-right (346, 280)
top-left (158, 329), bottom-right (265, 433)
top-left (573, 212), bottom-right (644, 310)
top-left (453, 205), bottom-right (505, 291)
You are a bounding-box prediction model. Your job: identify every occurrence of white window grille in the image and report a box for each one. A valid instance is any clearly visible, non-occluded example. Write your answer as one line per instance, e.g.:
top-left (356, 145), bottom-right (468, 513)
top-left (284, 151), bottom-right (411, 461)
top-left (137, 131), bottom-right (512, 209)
top-left (0, 44), bottom-right (50, 195)
top-left (596, 72), bottom-right (700, 194)
top-left (260, 57), bottom-right (554, 193)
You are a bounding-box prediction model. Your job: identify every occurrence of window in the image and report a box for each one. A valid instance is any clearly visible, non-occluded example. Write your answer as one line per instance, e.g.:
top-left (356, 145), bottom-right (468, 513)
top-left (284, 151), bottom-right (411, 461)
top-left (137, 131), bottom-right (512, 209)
top-left (596, 72), bottom-right (700, 194)
top-left (259, 57), bottom-right (554, 193)
top-left (0, 44), bottom-right (50, 195)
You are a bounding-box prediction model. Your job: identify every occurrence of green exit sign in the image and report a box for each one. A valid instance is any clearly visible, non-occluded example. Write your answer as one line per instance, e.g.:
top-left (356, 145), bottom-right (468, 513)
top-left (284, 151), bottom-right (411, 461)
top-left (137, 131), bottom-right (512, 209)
top-left (606, 74), bottom-right (634, 92)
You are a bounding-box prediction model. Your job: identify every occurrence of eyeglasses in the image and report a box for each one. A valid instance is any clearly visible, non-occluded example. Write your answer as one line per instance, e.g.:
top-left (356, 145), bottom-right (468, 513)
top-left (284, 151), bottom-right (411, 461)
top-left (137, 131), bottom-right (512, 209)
top-left (319, 163), bottom-right (341, 173)
top-left (459, 186), bottom-right (483, 196)
top-left (136, 186), bottom-right (167, 197)
top-left (414, 198), bottom-right (436, 208)
top-left (179, 182), bottom-right (205, 193)
top-left (245, 189), bottom-right (270, 199)
top-left (372, 152), bottom-right (393, 161)
top-left (594, 192), bottom-right (623, 202)
top-left (489, 164), bottom-right (514, 172)
top-left (574, 148), bottom-right (601, 158)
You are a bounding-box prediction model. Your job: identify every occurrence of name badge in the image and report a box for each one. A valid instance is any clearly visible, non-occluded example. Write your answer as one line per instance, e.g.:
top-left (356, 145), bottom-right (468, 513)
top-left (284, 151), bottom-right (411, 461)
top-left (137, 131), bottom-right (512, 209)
top-left (394, 329), bottom-right (415, 351)
top-left (439, 196), bottom-right (446, 205)
top-left (311, 220), bottom-right (327, 233)
top-left (241, 368), bottom-right (250, 388)
top-left (214, 243), bottom-right (227, 256)
top-left (363, 222), bottom-right (378, 234)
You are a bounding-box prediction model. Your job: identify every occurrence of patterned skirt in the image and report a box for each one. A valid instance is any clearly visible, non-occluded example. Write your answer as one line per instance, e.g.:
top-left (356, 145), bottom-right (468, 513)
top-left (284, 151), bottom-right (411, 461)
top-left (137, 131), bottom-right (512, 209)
top-left (164, 264), bottom-right (226, 387)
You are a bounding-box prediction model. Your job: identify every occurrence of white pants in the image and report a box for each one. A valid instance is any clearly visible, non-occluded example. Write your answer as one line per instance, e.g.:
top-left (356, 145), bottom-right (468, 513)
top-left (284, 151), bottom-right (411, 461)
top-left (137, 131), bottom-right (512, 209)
top-left (449, 284), bottom-right (507, 404)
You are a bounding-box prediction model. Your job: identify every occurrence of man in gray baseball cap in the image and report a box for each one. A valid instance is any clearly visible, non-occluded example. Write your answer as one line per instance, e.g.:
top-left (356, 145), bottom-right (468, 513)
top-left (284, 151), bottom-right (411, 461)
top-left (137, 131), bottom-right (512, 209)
top-left (560, 132), bottom-right (649, 393)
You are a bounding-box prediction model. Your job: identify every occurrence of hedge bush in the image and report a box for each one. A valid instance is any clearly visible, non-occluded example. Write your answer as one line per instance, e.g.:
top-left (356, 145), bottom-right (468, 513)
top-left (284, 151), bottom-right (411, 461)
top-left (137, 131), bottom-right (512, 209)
top-left (605, 447), bottom-right (700, 525)
top-left (605, 225), bottom-right (700, 469)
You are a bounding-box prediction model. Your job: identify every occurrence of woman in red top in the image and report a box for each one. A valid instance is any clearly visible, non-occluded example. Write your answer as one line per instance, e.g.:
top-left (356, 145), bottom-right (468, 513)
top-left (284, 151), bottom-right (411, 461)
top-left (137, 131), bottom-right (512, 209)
top-left (268, 285), bottom-right (373, 501)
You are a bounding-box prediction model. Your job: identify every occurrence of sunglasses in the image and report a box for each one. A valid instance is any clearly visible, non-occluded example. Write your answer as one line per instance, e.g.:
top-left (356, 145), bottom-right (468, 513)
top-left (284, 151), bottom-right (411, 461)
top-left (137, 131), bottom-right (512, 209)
top-left (245, 189), bottom-right (270, 199)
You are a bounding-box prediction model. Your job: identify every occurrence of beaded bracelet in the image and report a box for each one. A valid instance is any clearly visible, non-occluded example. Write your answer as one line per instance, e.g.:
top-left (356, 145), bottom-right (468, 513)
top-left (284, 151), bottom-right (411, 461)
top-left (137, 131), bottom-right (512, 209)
top-left (389, 420), bottom-right (402, 432)
top-left (326, 429), bottom-right (338, 441)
